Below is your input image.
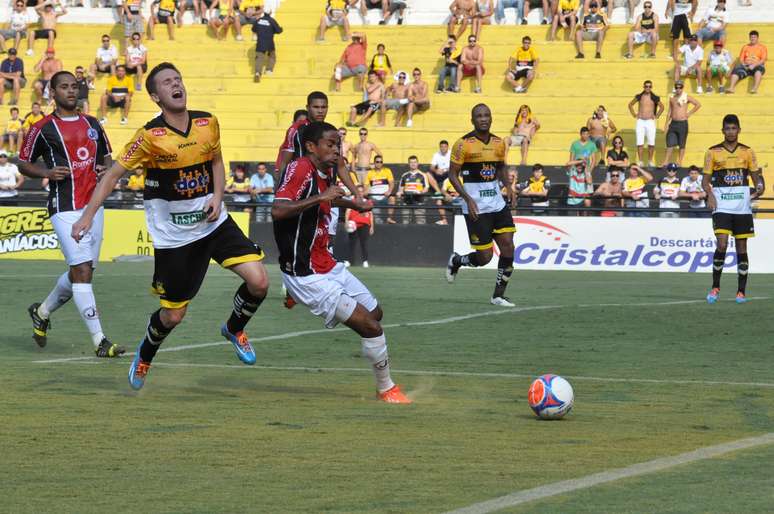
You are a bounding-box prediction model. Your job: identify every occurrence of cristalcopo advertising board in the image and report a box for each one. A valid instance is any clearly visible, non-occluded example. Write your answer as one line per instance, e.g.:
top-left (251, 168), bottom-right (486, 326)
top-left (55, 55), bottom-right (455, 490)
top-left (454, 215), bottom-right (774, 273)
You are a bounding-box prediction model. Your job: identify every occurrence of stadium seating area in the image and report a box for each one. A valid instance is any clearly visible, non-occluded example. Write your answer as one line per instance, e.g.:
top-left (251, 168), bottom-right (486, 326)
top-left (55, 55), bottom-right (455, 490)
top-left (1, 0), bottom-right (771, 195)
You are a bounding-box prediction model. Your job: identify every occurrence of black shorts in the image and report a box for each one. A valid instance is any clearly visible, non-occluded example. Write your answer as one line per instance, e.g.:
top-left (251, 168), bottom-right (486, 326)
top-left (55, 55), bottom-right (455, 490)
top-left (464, 206), bottom-right (516, 250)
top-left (354, 101), bottom-right (380, 115)
top-left (151, 216), bottom-right (264, 308)
top-left (125, 63), bottom-right (148, 74)
top-left (732, 64), bottom-right (766, 79)
top-left (666, 120), bottom-right (688, 149)
top-left (34, 28), bottom-right (56, 40)
top-left (156, 10), bottom-right (174, 24)
top-left (365, 0), bottom-right (382, 8)
top-left (107, 97), bottom-right (126, 108)
top-left (671, 13), bottom-right (691, 40)
top-left (508, 69), bottom-right (531, 80)
top-left (712, 212), bottom-right (754, 239)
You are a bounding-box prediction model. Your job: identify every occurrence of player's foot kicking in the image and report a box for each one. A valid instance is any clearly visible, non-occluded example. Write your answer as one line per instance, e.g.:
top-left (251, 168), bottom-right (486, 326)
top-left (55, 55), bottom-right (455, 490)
top-left (128, 343), bottom-right (151, 390)
top-left (221, 324), bottom-right (256, 365)
top-left (377, 384), bottom-right (412, 404)
top-left (283, 293), bottom-right (297, 309)
top-left (490, 296), bottom-right (515, 307)
top-left (446, 252), bottom-right (461, 283)
top-left (706, 287), bottom-right (720, 304)
top-left (95, 337), bottom-right (126, 357)
top-left (28, 302), bottom-right (50, 347)
top-left (735, 292), bottom-right (747, 304)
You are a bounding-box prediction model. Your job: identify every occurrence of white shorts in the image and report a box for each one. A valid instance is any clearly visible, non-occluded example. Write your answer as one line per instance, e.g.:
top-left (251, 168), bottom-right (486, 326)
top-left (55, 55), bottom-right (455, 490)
top-left (329, 206), bottom-right (339, 236)
top-left (282, 262), bottom-right (378, 328)
top-left (635, 118), bottom-right (656, 146)
top-left (325, 12), bottom-right (346, 26)
top-left (632, 32), bottom-right (653, 45)
top-left (51, 207), bottom-right (104, 267)
top-left (680, 65), bottom-right (699, 76)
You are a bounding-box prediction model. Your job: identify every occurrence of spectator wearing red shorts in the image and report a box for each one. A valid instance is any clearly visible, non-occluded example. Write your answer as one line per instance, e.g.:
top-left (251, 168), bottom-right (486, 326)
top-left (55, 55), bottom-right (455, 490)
top-left (456, 34), bottom-right (485, 93)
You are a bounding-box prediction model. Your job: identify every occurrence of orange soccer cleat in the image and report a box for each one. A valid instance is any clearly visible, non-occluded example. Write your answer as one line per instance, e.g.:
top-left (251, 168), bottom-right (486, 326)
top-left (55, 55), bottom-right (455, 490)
top-left (283, 293), bottom-right (296, 309)
top-left (377, 385), bottom-right (412, 404)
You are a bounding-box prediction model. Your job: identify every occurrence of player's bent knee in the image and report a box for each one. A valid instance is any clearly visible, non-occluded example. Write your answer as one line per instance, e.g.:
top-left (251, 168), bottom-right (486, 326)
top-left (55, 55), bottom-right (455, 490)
top-left (477, 249), bottom-right (494, 264)
top-left (69, 262), bottom-right (94, 283)
top-left (161, 306), bottom-right (187, 326)
top-left (371, 305), bottom-right (383, 322)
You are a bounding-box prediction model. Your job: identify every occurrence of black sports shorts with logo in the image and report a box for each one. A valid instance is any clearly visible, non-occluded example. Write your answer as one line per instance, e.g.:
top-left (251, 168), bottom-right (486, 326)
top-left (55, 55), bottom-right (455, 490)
top-left (712, 212), bottom-right (755, 239)
top-left (151, 215), bottom-right (264, 308)
top-left (464, 206), bottom-right (516, 250)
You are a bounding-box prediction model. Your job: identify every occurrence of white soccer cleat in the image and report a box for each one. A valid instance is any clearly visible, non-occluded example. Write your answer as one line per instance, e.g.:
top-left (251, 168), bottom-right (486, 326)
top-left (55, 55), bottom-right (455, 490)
top-left (446, 252), bottom-right (460, 283)
top-left (490, 296), bottom-right (515, 307)
top-left (362, 260), bottom-right (369, 268)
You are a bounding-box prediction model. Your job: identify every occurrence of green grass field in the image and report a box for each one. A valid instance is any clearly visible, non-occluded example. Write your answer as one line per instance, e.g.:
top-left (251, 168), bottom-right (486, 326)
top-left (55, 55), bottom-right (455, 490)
top-left (2, 261), bottom-right (773, 513)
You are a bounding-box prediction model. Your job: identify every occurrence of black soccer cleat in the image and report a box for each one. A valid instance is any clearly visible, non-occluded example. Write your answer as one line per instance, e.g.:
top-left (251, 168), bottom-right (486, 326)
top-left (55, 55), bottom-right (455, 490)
top-left (446, 252), bottom-right (461, 284)
top-left (95, 338), bottom-right (126, 358)
top-left (28, 302), bottom-right (49, 348)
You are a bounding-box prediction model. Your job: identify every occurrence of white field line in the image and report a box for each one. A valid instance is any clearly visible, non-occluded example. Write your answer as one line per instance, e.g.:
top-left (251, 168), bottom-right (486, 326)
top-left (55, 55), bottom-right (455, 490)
top-left (444, 432), bottom-right (774, 514)
top-left (32, 297), bottom-right (769, 365)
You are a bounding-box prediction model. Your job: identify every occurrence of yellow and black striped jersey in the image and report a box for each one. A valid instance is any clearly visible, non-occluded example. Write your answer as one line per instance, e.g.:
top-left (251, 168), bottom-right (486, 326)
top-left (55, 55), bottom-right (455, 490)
top-left (450, 131), bottom-right (506, 215)
top-left (704, 142), bottom-right (758, 215)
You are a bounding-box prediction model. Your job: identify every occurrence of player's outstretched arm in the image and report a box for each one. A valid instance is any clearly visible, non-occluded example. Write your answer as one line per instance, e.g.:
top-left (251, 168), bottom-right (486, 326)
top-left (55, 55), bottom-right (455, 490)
top-left (271, 186), bottom-right (346, 220)
top-left (71, 161), bottom-right (129, 242)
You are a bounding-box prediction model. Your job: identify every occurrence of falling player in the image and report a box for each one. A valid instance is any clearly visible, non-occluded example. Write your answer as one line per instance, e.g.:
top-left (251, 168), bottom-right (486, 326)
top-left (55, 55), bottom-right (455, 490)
top-left (703, 113), bottom-right (764, 304)
top-left (18, 70), bottom-right (124, 358)
top-left (445, 103), bottom-right (517, 306)
top-left (272, 121), bottom-right (411, 404)
top-left (71, 62), bottom-right (269, 389)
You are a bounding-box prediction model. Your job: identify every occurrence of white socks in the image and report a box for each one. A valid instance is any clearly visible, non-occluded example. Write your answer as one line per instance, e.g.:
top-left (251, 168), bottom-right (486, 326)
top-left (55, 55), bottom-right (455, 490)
top-left (361, 334), bottom-right (395, 393)
top-left (39, 272), bottom-right (73, 318)
top-left (72, 283), bottom-right (104, 347)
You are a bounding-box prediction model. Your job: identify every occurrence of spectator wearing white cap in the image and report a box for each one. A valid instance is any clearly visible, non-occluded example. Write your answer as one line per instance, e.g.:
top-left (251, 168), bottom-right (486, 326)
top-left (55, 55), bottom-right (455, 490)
top-left (0, 150), bottom-right (24, 203)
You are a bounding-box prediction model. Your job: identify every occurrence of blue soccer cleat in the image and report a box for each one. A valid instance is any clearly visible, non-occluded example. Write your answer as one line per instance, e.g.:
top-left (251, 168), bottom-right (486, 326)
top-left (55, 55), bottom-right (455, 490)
top-left (706, 288), bottom-right (720, 304)
top-left (735, 292), bottom-right (747, 304)
top-left (221, 324), bottom-right (256, 365)
top-left (128, 343), bottom-right (151, 390)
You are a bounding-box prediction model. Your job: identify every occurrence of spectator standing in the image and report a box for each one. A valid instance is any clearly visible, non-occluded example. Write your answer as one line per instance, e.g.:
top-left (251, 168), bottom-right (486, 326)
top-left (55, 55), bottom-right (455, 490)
top-left (663, 80), bottom-right (700, 166)
top-left (122, 0), bottom-right (145, 49)
top-left (653, 162), bottom-right (681, 217)
top-left (334, 32), bottom-right (367, 92)
top-left (678, 164), bottom-right (706, 216)
top-left (21, 101), bottom-right (43, 139)
top-left (606, 135), bottom-right (629, 174)
top-left (0, 150), bottom-right (23, 203)
top-left (125, 32), bottom-right (148, 91)
top-left (347, 70), bottom-right (385, 127)
top-left (430, 139), bottom-right (451, 185)
top-left (495, 0), bottom-right (525, 25)
top-left (667, 0), bottom-right (696, 59)
top-left (674, 34), bottom-right (704, 93)
top-left (89, 35), bottom-right (119, 88)
top-left (727, 30), bottom-right (767, 95)
top-left (705, 41), bottom-right (732, 93)
top-left (587, 105), bottom-right (616, 164)
top-left (27, 1), bottom-right (67, 56)
top-left (519, 164), bottom-right (550, 214)
top-left (575, 2), bottom-right (607, 59)
top-left (593, 169), bottom-right (623, 216)
top-left (566, 127), bottom-right (596, 214)
top-left (364, 155), bottom-right (394, 222)
top-left (1, 48), bottom-right (26, 106)
top-left (2, 107), bottom-right (22, 154)
top-left (406, 68), bottom-right (429, 128)
top-left (250, 162), bottom-right (275, 222)
top-left (505, 104), bottom-right (540, 165)
top-left (251, 9), bottom-right (282, 83)
top-left (550, 0), bottom-right (578, 42)
top-left (98, 65), bottom-right (133, 125)
top-left (505, 36), bottom-right (538, 93)
top-left (74, 66), bottom-right (90, 113)
top-left (344, 185), bottom-right (374, 268)
top-left (33, 47), bottom-right (61, 102)
top-left (448, 0), bottom-right (476, 39)
top-left (397, 155), bottom-right (431, 224)
top-left (318, 0), bottom-right (351, 42)
top-left (225, 165), bottom-right (252, 213)
top-left (148, 0), bottom-right (176, 41)
top-left (436, 35), bottom-right (460, 93)
top-left (380, 71), bottom-right (409, 126)
top-left (628, 80), bottom-right (664, 167)
top-left (622, 164), bottom-right (653, 216)
top-left (625, 1), bottom-right (658, 58)
top-left (352, 127), bottom-right (381, 183)
top-left (472, 0), bottom-right (494, 40)
top-left (457, 34), bottom-right (485, 93)
top-left (695, 0), bottom-right (727, 45)
top-left (368, 43), bottom-right (392, 83)
top-left (338, 125), bottom-right (353, 163)
top-left (0, 1), bottom-right (31, 54)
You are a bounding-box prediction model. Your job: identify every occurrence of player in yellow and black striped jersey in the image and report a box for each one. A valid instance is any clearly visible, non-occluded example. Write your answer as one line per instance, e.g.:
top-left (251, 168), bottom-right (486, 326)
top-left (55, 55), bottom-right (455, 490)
top-left (702, 113), bottom-right (764, 304)
top-left (445, 103), bottom-right (517, 307)
top-left (71, 62), bottom-right (270, 390)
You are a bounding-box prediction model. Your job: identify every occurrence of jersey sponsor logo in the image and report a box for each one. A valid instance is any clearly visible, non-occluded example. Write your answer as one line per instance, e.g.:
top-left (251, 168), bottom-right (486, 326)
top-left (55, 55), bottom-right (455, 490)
top-left (156, 153), bottom-right (178, 164)
top-left (151, 128), bottom-right (167, 137)
top-left (195, 118), bottom-right (210, 127)
top-left (480, 164), bottom-right (497, 180)
top-left (720, 192), bottom-right (745, 201)
top-left (178, 142), bottom-right (196, 149)
top-left (723, 170), bottom-right (745, 185)
top-left (76, 146), bottom-right (90, 161)
top-left (170, 210), bottom-right (207, 225)
top-left (479, 189), bottom-right (497, 198)
top-left (122, 135), bottom-right (145, 162)
top-left (86, 128), bottom-right (99, 141)
top-left (175, 168), bottom-right (210, 198)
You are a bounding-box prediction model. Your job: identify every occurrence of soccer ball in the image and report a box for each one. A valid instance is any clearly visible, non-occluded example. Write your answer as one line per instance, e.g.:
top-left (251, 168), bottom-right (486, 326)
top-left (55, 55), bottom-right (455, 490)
top-left (528, 374), bottom-right (574, 420)
top-left (345, 220), bottom-right (357, 233)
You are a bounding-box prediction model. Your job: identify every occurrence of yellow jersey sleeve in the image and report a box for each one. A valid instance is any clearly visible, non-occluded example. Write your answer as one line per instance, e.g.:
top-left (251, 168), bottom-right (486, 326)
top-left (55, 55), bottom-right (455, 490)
top-left (450, 138), bottom-right (466, 166)
top-left (118, 128), bottom-right (153, 170)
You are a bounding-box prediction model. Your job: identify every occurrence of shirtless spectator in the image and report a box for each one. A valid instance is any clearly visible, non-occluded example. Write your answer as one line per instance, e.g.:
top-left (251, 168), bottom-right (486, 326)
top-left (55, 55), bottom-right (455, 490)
top-left (727, 30), bottom-right (767, 95)
top-left (89, 35), bottom-right (119, 88)
top-left (448, 0), bottom-right (475, 39)
top-left (0, 1), bottom-right (31, 55)
top-left (593, 169), bottom-right (623, 216)
top-left (406, 68), bottom-right (429, 128)
top-left (575, 2), bottom-right (607, 59)
top-left (704, 41), bottom-right (732, 93)
top-left (430, 139), bottom-right (451, 186)
top-left (625, 1), bottom-right (658, 59)
top-left (519, 164), bottom-right (551, 214)
top-left (505, 104), bottom-right (540, 165)
top-left (550, 0), bottom-right (578, 42)
top-left (122, 0), bottom-right (145, 49)
top-left (125, 32), bottom-right (148, 92)
top-left (0, 48), bottom-right (25, 106)
top-left (318, 0), bottom-right (351, 42)
top-left (380, 71), bottom-right (409, 126)
top-left (352, 127), bottom-right (382, 183)
top-left (347, 71), bottom-right (385, 127)
top-left (32, 47), bottom-right (61, 102)
top-left (666, 0), bottom-right (697, 59)
top-left (27, 1), bottom-right (66, 57)
top-left (472, 0), bottom-right (493, 40)
top-left (663, 80), bottom-right (700, 166)
top-left (334, 32), bottom-right (367, 92)
top-left (148, 0), bottom-right (177, 41)
top-left (695, 0), bottom-right (727, 46)
top-left (436, 35), bottom-right (460, 93)
top-left (674, 35), bottom-right (704, 93)
top-left (622, 164), bottom-right (653, 217)
top-left (339, 126), bottom-right (354, 163)
top-left (587, 105), bottom-right (616, 164)
top-left (456, 34), bottom-right (484, 93)
top-left (628, 80), bottom-right (664, 166)
top-left (505, 36), bottom-right (538, 93)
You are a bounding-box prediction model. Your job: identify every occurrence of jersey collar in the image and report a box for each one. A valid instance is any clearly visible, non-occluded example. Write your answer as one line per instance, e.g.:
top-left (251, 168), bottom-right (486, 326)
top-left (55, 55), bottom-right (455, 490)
top-left (162, 111), bottom-right (192, 138)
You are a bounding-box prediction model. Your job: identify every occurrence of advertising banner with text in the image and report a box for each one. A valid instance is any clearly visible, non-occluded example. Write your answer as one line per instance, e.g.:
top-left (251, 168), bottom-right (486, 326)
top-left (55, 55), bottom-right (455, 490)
top-left (454, 215), bottom-right (774, 273)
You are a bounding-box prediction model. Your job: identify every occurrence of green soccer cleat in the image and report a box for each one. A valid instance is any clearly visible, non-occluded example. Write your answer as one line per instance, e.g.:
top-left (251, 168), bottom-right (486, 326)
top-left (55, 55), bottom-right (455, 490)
top-left (95, 338), bottom-right (126, 358)
top-left (28, 302), bottom-right (50, 348)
